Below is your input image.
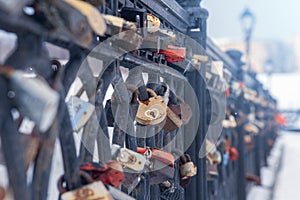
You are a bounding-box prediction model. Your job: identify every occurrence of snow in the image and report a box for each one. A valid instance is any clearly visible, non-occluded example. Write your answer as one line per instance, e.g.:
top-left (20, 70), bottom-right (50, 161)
top-left (247, 132), bottom-right (300, 200)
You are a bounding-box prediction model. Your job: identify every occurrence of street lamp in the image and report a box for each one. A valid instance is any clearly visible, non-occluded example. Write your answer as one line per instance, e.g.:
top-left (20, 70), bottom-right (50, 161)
top-left (240, 7), bottom-right (256, 71)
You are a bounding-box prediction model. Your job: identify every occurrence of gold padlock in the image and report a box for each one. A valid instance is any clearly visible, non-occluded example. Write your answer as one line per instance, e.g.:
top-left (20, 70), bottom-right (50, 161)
top-left (61, 181), bottom-right (113, 200)
top-left (180, 162), bottom-right (197, 179)
top-left (135, 88), bottom-right (167, 126)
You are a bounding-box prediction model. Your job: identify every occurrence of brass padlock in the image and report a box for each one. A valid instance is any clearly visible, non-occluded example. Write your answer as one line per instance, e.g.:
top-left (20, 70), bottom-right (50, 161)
top-left (180, 162), bottom-right (197, 179)
top-left (135, 88), bottom-right (167, 126)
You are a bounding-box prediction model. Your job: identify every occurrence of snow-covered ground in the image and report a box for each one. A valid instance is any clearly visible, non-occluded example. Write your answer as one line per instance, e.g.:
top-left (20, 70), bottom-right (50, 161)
top-left (247, 131), bottom-right (300, 200)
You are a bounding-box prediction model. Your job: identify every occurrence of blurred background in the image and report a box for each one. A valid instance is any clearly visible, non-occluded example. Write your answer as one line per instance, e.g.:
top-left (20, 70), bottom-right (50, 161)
top-left (204, 0), bottom-right (300, 110)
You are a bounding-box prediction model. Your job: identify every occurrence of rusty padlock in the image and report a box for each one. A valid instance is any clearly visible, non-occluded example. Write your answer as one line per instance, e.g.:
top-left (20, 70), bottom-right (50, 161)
top-left (179, 155), bottom-right (197, 180)
top-left (164, 96), bottom-right (192, 132)
top-left (111, 144), bottom-right (146, 172)
top-left (135, 88), bottom-right (167, 126)
top-left (59, 171), bottom-right (113, 200)
top-left (137, 147), bottom-right (175, 185)
top-left (159, 45), bottom-right (186, 63)
top-left (80, 160), bottom-right (124, 188)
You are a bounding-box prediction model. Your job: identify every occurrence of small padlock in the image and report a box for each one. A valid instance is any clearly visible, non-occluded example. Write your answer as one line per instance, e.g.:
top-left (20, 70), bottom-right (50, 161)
top-left (111, 145), bottom-right (146, 172)
top-left (179, 154), bottom-right (196, 188)
top-left (66, 96), bottom-right (95, 132)
top-left (180, 162), bottom-right (197, 179)
top-left (164, 96), bottom-right (192, 132)
top-left (163, 107), bottom-right (183, 132)
top-left (206, 161), bottom-right (219, 181)
top-left (135, 88), bottom-right (167, 126)
top-left (137, 147), bottom-right (175, 185)
top-left (159, 45), bottom-right (186, 63)
top-left (141, 29), bottom-right (176, 52)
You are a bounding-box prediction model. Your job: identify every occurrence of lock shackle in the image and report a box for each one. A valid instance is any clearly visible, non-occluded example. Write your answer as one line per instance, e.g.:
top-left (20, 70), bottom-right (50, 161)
top-left (146, 88), bottom-right (158, 98)
top-left (57, 171), bottom-right (94, 194)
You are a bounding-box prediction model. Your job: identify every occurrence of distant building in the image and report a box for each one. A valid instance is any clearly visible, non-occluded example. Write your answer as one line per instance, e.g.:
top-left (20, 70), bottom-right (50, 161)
top-left (212, 38), bottom-right (299, 73)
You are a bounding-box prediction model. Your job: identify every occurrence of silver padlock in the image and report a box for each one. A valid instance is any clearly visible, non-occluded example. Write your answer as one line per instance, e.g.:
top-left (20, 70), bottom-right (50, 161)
top-left (111, 145), bottom-right (146, 172)
top-left (66, 96), bottom-right (95, 132)
top-left (8, 70), bottom-right (59, 132)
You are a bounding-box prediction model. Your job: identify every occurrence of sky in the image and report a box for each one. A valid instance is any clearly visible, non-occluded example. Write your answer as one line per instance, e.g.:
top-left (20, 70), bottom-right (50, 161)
top-left (202, 0), bottom-right (300, 40)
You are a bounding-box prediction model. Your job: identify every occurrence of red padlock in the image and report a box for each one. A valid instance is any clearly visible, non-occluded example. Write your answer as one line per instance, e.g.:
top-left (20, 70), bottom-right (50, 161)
top-left (159, 45), bottom-right (186, 63)
top-left (80, 161), bottom-right (124, 188)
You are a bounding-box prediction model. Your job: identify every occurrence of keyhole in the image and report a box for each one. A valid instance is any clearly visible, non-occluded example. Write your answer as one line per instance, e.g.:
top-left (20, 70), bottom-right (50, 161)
top-left (150, 111), bottom-right (156, 118)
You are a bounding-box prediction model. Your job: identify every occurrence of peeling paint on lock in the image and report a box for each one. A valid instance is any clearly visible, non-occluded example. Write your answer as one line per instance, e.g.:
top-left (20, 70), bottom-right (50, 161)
top-left (61, 181), bottom-right (113, 200)
top-left (111, 145), bottom-right (146, 172)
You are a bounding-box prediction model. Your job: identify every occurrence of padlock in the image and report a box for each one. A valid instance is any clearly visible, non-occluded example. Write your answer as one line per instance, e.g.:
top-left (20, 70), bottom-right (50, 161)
top-left (111, 145), bottom-right (146, 172)
top-left (103, 15), bottom-right (137, 35)
top-left (206, 140), bottom-right (222, 165)
top-left (180, 162), bottom-right (197, 180)
top-left (0, 67), bottom-right (59, 132)
top-left (80, 160), bottom-right (124, 188)
top-left (206, 161), bottom-right (219, 181)
top-left (66, 96), bottom-right (95, 132)
top-left (107, 185), bottom-right (136, 200)
top-left (164, 96), bottom-right (192, 132)
top-left (59, 171), bottom-right (113, 200)
top-left (159, 45), bottom-right (186, 63)
top-left (135, 88), bottom-right (167, 126)
top-left (179, 154), bottom-right (196, 188)
top-left (65, 0), bottom-right (106, 36)
top-left (137, 147), bottom-right (175, 184)
top-left (147, 13), bottom-right (161, 33)
top-left (141, 29), bottom-right (176, 52)
top-left (61, 181), bottom-right (113, 200)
